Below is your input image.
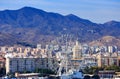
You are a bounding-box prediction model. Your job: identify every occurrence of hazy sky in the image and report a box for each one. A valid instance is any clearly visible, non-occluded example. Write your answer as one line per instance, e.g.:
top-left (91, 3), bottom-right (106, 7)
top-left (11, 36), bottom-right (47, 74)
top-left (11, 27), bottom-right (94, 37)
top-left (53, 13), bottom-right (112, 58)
top-left (0, 0), bottom-right (120, 23)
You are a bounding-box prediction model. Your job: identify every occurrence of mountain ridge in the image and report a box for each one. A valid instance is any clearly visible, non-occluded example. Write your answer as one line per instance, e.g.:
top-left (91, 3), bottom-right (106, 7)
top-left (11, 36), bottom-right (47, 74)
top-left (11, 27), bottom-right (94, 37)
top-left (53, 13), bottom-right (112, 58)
top-left (0, 6), bottom-right (120, 46)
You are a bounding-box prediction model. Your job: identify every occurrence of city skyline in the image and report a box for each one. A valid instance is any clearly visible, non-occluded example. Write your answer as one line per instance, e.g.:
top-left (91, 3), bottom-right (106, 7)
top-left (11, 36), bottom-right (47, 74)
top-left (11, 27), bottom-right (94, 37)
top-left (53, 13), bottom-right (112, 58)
top-left (0, 0), bottom-right (120, 23)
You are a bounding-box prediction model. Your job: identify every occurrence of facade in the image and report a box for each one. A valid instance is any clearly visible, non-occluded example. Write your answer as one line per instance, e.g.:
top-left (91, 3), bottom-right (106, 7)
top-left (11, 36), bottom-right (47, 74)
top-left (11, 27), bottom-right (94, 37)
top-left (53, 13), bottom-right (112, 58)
top-left (6, 57), bottom-right (58, 74)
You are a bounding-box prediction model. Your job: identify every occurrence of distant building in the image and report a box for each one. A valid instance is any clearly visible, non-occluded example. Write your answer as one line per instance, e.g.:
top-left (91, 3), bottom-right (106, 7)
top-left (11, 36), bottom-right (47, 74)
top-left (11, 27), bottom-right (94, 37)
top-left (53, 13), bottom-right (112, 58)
top-left (37, 44), bottom-right (41, 49)
top-left (108, 46), bottom-right (114, 53)
top-left (0, 47), bottom-right (7, 52)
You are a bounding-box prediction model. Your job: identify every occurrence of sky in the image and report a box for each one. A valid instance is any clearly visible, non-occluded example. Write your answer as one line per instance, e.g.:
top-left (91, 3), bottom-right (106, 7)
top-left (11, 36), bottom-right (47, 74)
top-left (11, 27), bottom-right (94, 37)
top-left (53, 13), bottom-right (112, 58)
top-left (0, 0), bottom-right (120, 23)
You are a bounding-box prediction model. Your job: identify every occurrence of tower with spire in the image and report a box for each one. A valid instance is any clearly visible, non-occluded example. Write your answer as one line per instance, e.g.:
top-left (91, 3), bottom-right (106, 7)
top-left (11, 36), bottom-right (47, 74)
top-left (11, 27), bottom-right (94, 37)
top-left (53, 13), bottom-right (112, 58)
top-left (72, 40), bottom-right (82, 59)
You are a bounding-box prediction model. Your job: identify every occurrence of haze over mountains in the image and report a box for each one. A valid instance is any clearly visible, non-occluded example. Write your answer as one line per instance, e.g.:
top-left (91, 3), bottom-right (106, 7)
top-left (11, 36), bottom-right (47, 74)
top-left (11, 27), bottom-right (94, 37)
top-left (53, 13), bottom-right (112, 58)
top-left (0, 7), bottom-right (120, 47)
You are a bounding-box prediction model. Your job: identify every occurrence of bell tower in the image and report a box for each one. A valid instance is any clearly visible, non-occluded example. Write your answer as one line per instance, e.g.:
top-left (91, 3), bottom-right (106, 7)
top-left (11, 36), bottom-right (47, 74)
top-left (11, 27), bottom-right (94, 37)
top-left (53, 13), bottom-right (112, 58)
top-left (72, 40), bottom-right (82, 59)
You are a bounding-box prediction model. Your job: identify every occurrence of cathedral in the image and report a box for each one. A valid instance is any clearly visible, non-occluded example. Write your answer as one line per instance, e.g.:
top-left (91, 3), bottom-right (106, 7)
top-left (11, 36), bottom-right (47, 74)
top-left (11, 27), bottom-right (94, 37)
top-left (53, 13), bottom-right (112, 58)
top-left (72, 41), bottom-right (82, 59)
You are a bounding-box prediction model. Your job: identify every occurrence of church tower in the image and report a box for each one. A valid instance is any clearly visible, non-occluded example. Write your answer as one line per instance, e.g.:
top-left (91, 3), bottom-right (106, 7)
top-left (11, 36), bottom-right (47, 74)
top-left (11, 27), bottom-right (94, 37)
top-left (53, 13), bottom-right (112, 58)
top-left (72, 41), bottom-right (82, 59)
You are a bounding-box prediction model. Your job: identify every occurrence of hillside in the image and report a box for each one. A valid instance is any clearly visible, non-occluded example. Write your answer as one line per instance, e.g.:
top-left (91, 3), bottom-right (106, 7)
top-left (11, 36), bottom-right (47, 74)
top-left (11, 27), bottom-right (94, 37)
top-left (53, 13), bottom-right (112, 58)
top-left (0, 7), bottom-right (120, 46)
top-left (89, 36), bottom-right (120, 49)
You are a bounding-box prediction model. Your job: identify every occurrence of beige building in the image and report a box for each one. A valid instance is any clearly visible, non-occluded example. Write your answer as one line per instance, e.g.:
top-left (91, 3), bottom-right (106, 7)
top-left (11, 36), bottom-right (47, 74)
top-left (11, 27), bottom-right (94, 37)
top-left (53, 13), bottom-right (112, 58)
top-left (72, 41), bottom-right (82, 59)
top-left (6, 57), bottom-right (58, 74)
top-left (97, 53), bottom-right (119, 67)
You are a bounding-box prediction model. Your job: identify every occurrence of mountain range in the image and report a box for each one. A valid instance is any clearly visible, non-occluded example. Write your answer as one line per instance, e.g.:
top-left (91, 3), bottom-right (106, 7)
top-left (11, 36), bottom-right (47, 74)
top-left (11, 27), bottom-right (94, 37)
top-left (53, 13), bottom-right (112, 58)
top-left (0, 7), bottom-right (120, 47)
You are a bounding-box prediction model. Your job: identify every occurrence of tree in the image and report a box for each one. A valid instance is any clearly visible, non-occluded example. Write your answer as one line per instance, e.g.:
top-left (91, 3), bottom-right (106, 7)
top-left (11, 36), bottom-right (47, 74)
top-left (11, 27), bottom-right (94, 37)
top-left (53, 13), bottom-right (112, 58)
top-left (83, 66), bottom-right (92, 74)
top-left (91, 75), bottom-right (100, 79)
top-left (84, 75), bottom-right (91, 79)
top-left (34, 68), bottom-right (55, 76)
top-left (0, 68), bottom-right (6, 77)
top-left (104, 65), bottom-right (120, 72)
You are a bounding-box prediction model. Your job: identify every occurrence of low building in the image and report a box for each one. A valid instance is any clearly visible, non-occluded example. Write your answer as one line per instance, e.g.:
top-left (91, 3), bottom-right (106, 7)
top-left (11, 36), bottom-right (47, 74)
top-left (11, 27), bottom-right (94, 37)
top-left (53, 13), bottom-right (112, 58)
top-left (98, 70), bottom-right (115, 78)
top-left (113, 72), bottom-right (120, 79)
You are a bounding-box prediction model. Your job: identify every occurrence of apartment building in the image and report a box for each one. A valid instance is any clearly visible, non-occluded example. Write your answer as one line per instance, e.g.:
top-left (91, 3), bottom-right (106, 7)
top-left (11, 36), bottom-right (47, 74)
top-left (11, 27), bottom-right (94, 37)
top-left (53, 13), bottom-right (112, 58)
top-left (97, 53), bottom-right (119, 67)
top-left (6, 57), bottom-right (58, 74)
